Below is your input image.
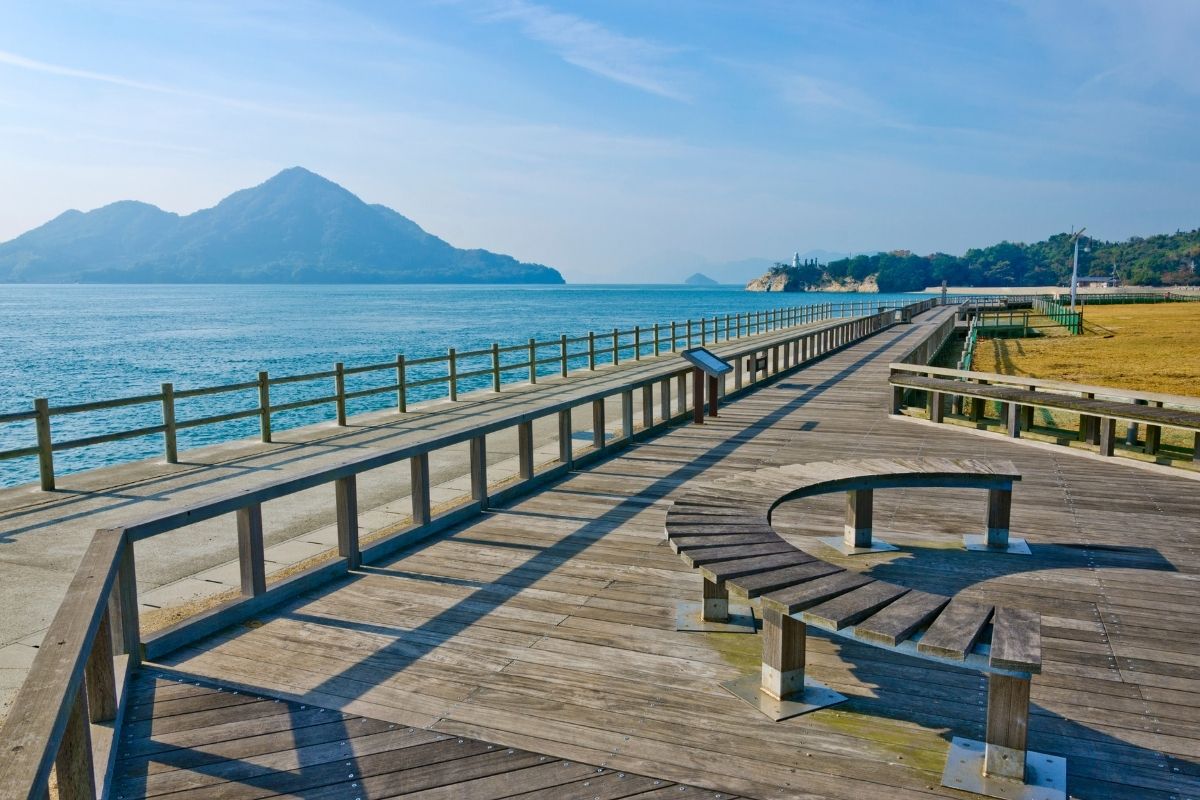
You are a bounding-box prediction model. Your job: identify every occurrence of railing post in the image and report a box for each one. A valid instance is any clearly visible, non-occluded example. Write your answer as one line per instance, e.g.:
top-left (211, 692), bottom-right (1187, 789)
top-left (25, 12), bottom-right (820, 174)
top-left (257, 372), bottom-right (271, 443)
top-left (411, 453), bottom-right (431, 525)
top-left (641, 384), bottom-right (654, 431)
top-left (670, 321), bottom-right (677, 352)
top-left (528, 338), bottom-right (537, 384)
top-left (676, 372), bottom-right (687, 414)
top-left (700, 318), bottom-right (707, 346)
top-left (588, 331), bottom-right (596, 370)
top-left (84, 607), bottom-right (117, 723)
top-left (634, 326), bottom-right (641, 360)
top-left (396, 355), bottom-right (407, 413)
top-left (518, 421), bottom-right (534, 480)
top-left (470, 435), bottom-right (488, 508)
top-left (336, 475), bottom-right (360, 569)
top-left (592, 399), bottom-right (605, 450)
top-left (55, 684), bottom-right (96, 800)
top-left (736, 313), bottom-right (742, 339)
top-left (161, 382), bottom-right (178, 464)
top-left (237, 503), bottom-right (266, 596)
top-left (621, 389), bottom-right (633, 440)
top-left (612, 328), bottom-right (620, 366)
top-left (653, 323), bottom-right (661, 356)
top-left (109, 537), bottom-right (140, 667)
top-left (1098, 417), bottom-right (1116, 457)
top-left (448, 348), bottom-right (458, 401)
top-left (686, 319), bottom-right (693, 349)
top-left (34, 397), bottom-right (55, 491)
top-left (556, 410), bottom-right (571, 465)
top-left (560, 334), bottom-right (569, 377)
top-left (492, 343), bottom-right (502, 392)
top-left (335, 362), bottom-right (347, 426)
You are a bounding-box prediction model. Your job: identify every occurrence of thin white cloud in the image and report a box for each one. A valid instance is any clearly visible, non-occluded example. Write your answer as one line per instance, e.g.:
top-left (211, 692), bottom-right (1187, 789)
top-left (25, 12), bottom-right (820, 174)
top-left (0, 48), bottom-right (339, 121)
top-left (0, 49), bottom-right (172, 94)
top-left (467, 0), bottom-right (689, 101)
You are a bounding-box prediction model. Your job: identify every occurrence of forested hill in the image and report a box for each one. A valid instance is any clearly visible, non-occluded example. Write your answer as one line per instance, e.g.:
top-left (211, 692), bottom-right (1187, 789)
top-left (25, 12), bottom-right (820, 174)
top-left (790, 229), bottom-right (1200, 292)
top-left (0, 167), bottom-right (564, 284)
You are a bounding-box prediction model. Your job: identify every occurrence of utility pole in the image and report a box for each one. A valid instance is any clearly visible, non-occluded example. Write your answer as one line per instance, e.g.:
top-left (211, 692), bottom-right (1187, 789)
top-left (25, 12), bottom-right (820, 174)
top-left (1068, 227), bottom-right (1087, 311)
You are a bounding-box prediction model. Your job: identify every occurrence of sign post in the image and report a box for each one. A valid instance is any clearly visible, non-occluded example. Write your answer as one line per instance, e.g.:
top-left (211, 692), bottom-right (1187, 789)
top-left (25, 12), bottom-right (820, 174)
top-left (680, 348), bottom-right (734, 425)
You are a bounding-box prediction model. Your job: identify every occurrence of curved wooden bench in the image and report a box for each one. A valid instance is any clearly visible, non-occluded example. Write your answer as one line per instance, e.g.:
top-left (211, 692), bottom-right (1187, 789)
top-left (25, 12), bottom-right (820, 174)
top-left (665, 458), bottom-right (1064, 798)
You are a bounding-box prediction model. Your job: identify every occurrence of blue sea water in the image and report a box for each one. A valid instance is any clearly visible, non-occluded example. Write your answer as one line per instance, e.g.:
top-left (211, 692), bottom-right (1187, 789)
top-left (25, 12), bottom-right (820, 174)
top-left (0, 284), bottom-right (923, 486)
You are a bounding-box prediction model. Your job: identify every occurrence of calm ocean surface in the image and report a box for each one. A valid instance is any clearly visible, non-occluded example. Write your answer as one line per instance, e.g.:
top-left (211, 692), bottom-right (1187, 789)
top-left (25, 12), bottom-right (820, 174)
top-left (0, 284), bottom-right (923, 486)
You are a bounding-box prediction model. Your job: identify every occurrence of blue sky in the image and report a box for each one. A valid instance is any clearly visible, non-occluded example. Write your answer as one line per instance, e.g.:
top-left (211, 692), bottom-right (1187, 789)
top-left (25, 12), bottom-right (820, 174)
top-left (1, 1), bottom-right (1197, 282)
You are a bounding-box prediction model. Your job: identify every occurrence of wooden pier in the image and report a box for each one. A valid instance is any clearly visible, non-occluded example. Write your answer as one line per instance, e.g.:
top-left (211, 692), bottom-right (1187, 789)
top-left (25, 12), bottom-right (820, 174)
top-left (7, 305), bottom-right (1200, 799)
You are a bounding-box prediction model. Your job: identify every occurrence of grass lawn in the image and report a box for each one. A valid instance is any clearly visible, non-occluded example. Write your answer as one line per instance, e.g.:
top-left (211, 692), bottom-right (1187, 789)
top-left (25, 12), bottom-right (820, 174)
top-left (972, 303), bottom-right (1200, 397)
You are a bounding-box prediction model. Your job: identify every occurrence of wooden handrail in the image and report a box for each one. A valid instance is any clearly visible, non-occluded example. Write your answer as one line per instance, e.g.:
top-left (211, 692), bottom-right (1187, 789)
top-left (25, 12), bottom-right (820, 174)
top-left (0, 529), bottom-right (128, 800)
top-left (1, 299), bottom-right (933, 487)
top-left (889, 363), bottom-right (1200, 409)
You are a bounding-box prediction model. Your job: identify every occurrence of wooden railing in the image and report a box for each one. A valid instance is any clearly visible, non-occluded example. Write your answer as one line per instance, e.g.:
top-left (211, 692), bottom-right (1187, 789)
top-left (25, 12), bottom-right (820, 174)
top-left (0, 299), bottom-right (927, 491)
top-left (888, 362), bottom-right (1200, 463)
top-left (0, 298), bottom-right (940, 799)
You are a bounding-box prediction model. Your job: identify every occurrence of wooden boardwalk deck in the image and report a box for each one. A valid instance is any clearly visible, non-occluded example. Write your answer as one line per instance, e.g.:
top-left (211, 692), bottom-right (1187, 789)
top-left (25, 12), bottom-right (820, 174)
top-left (149, 313), bottom-right (1200, 799)
top-left (114, 670), bottom-right (731, 799)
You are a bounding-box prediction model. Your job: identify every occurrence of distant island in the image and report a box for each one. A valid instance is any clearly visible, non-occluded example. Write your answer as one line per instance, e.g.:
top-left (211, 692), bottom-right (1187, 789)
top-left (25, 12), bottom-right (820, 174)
top-left (747, 230), bottom-right (1200, 292)
top-left (0, 167), bottom-right (564, 284)
top-left (683, 272), bottom-right (719, 286)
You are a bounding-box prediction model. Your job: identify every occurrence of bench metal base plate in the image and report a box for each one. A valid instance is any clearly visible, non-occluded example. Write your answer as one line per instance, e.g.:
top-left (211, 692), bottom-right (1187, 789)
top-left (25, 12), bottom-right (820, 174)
top-left (817, 536), bottom-right (899, 556)
top-left (674, 601), bottom-right (756, 633)
top-left (963, 535), bottom-right (1032, 555)
top-left (720, 673), bottom-right (846, 721)
top-left (941, 737), bottom-right (1066, 800)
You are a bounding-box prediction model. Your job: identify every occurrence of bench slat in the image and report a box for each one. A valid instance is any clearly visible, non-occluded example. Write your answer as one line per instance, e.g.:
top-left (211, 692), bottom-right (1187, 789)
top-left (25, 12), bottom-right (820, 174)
top-left (680, 541), bottom-right (792, 567)
top-left (727, 560), bottom-right (842, 598)
top-left (700, 551), bottom-right (816, 583)
top-left (665, 523), bottom-right (775, 537)
top-left (990, 606), bottom-right (1041, 674)
top-left (855, 590), bottom-right (950, 646)
top-left (801, 582), bottom-right (909, 631)
top-left (762, 572), bottom-right (874, 616)
top-left (917, 599), bottom-right (993, 661)
top-left (670, 534), bottom-right (780, 553)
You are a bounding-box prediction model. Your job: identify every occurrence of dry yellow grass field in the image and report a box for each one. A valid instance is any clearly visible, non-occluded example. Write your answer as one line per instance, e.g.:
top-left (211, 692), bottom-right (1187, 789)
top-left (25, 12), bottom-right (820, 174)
top-left (973, 303), bottom-right (1200, 397)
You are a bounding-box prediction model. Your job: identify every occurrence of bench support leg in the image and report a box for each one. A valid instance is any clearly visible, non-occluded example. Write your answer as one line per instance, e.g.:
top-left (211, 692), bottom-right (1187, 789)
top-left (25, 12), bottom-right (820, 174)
top-left (674, 577), bottom-right (755, 634)
top-left (820, 489), bottom-right (896, 556)
top-left (720, 608), bottom-right (845, 721)
top-left (702, 576), bottom-right (728, 622)
top-left (965, 486), bottom-right (1030, 555)
top-left (941, 674), bottom-right (1066, 800)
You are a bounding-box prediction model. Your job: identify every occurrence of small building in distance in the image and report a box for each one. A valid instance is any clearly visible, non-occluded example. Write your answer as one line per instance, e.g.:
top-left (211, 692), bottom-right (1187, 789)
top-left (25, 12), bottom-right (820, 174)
top-left (1076, 275), bottom-right (1119, 288)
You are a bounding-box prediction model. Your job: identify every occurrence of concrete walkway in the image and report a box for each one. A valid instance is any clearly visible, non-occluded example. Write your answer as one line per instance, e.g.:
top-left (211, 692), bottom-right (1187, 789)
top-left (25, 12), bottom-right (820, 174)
top-left (0, 316), bottom-right (848, 720)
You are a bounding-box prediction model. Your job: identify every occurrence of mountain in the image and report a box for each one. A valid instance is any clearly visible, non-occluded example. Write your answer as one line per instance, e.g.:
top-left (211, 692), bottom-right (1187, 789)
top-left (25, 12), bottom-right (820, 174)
top-left (683, 272), bottom-right (719, 286)
top-left (0, 167), bottom-right (564, 284)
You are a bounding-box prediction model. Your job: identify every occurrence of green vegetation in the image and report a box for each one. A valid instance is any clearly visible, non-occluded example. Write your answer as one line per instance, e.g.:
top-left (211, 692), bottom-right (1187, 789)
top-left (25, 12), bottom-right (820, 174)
top-left (786, 229), bottom-right (1200, 292)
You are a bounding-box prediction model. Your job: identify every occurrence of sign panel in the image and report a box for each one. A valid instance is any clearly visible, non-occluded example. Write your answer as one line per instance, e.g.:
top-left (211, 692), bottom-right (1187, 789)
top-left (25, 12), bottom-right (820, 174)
top-left (680, 347), bottom-right (733, 376)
